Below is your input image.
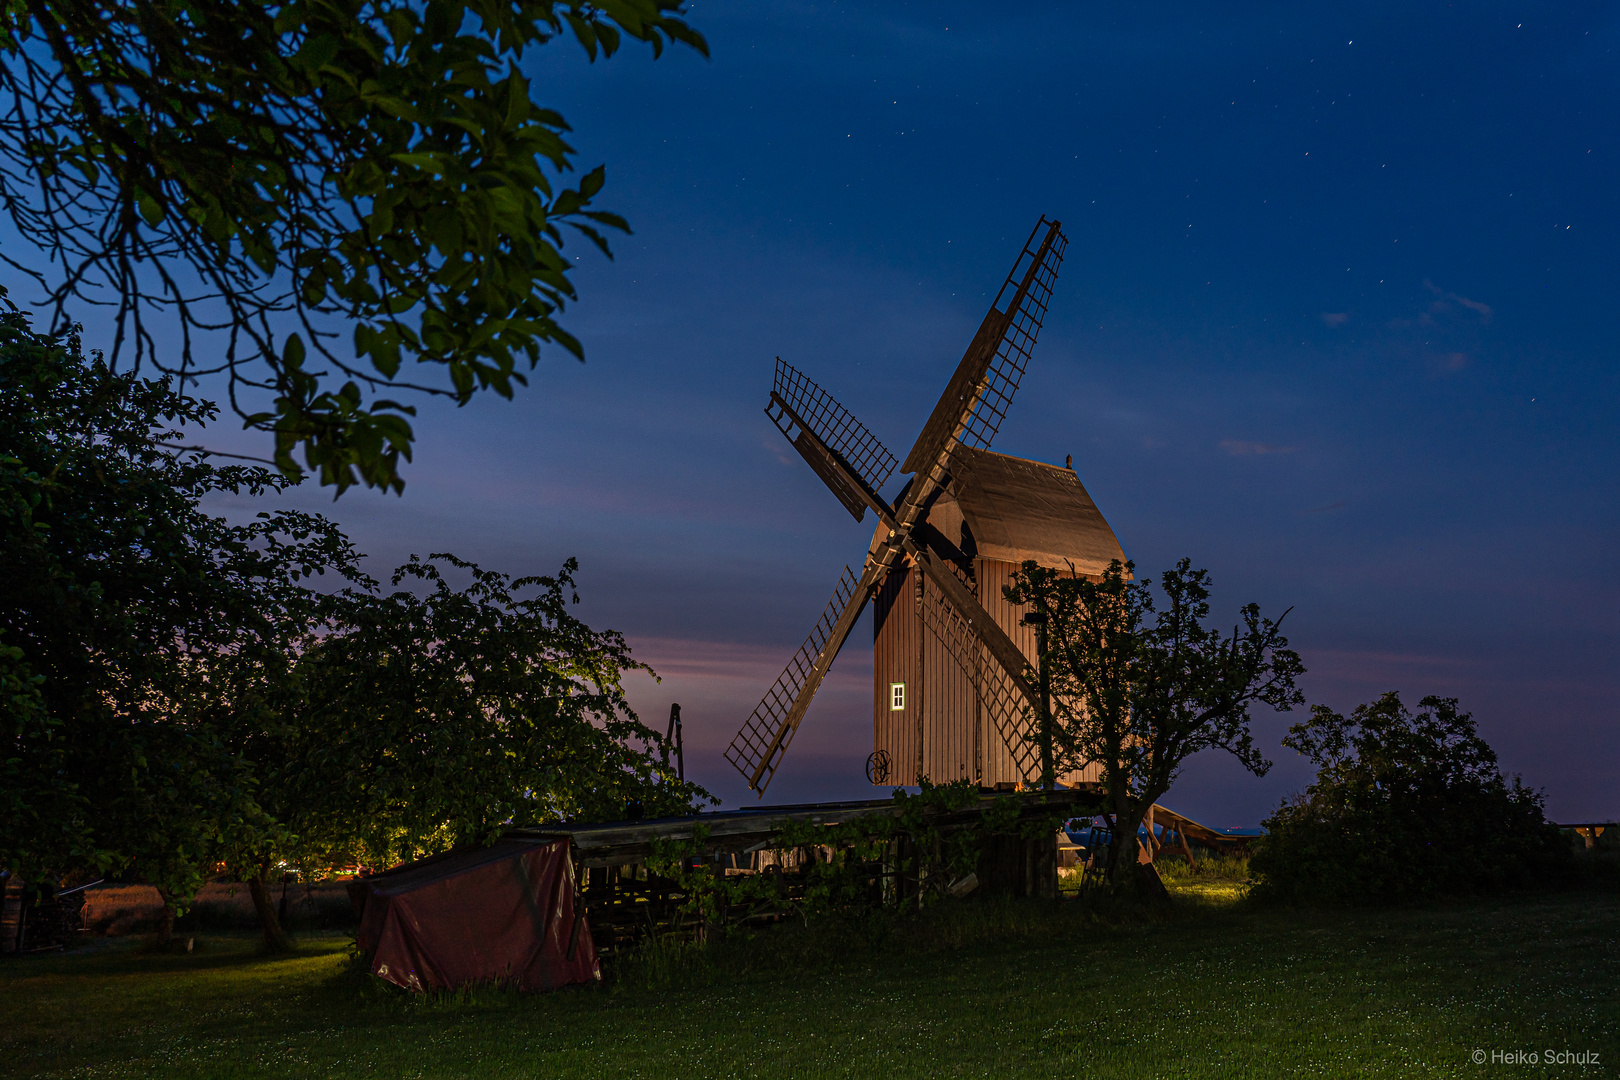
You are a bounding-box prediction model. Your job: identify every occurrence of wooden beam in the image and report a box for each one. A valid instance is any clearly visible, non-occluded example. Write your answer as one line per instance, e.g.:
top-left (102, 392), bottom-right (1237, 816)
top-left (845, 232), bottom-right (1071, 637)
top-left (907, 539), bottom-right (1037, 706)
top-left (769, 391), bottom-right (897, 527)
top-left (750, 578), bottom-right (874, 789)
top-left (901, 220), bottom-right (1062, 476)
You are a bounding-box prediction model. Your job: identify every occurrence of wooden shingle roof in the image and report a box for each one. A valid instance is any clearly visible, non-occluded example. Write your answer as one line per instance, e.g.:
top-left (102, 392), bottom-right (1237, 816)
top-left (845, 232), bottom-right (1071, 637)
top-left (939, 446), bottom-right (1126, 575)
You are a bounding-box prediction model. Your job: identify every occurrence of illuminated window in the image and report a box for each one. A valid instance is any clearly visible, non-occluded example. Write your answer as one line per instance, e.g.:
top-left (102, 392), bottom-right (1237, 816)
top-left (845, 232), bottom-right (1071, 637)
top-left (890, 682), bottom-right (905, 711)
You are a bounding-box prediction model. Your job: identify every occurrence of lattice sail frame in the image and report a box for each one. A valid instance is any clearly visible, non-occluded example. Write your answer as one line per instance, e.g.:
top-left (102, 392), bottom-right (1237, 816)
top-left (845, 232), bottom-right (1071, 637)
top-left (771, 358), bottom-right (897, 493)
top-left (957, 217), bottom-right (1067, 453)
top-left (916, 569), bottom-right (1042, 784)
top-left (730, 218), bottom-right (1068, 794)
top-left (723, 565), bottom-right (861, 792)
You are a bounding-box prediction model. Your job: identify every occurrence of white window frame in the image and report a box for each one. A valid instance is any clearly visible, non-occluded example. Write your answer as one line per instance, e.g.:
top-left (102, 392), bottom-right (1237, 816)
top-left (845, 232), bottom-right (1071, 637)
top-left (889, 682), bottom-right (905, 711)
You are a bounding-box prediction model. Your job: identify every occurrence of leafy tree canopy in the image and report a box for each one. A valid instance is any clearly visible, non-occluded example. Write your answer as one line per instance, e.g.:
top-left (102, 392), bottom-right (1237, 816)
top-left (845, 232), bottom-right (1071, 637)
top-left (1005, 558), bottom-right (1304, 889)
top-left (0, 0), bottom-right (706, 493)
top-left (0, 308), bottom-right (708, 937)
top-left (0, 304), bottom-right (358, 902)
top-left (225, 551), bottom-right (711, 950)
top-left (262, 552), bottom-right (712, 876)
top-left (1250, 692), bottom-right (1570, 905)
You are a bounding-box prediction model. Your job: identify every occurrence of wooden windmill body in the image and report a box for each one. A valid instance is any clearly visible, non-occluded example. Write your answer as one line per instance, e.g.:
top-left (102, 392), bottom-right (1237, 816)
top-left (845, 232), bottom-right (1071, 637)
top-left (725, 218), bottom-right (1127, 796)
top-left (869, 446), bottom-right (1124, 788)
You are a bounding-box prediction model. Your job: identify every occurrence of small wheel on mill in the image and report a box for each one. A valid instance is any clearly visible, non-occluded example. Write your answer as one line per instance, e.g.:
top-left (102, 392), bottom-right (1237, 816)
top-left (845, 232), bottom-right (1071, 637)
top-left (865, 749), bottom-right (892, 786)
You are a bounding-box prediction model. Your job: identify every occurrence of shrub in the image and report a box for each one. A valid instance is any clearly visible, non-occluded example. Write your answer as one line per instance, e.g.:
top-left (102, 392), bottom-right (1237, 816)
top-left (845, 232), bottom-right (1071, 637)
top-left (1250, 693), bottom-right (1569, 905)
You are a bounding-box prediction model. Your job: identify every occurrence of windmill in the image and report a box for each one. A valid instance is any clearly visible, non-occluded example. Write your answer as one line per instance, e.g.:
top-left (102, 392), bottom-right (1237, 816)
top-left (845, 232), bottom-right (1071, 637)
top-left (725, 217), bottom-right (1126, 796)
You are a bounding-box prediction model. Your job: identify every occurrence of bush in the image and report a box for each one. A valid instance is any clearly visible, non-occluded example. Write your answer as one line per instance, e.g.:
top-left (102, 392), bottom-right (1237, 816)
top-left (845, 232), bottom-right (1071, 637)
top-left (1250, 693), bottom-right (1570, 905)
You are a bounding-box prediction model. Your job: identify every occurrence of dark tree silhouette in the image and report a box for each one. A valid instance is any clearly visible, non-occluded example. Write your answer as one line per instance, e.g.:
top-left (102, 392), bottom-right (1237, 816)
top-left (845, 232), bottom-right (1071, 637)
top-left (1006, 559), bottom-right (1305, 890)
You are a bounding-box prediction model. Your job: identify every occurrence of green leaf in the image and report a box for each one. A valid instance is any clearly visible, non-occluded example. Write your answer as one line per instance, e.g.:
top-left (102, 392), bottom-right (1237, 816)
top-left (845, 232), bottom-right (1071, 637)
top-left (136, 191), bottom-right (165, 227)
top-left (503, 74), bottom-right (530, 129)
top-left (389, 153), bottom-right (445, 174)
top-left (578, 164), bottom-right (606, 199)
top-left (298, 33), bottom-right (341, 72)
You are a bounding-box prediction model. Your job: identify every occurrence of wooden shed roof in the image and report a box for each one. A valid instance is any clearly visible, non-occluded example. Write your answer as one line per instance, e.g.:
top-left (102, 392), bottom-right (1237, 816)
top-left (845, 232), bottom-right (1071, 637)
top-left (508, 789), bottom-right (1098, 866)
top-left (941, 447), bottom-right (1126, 575)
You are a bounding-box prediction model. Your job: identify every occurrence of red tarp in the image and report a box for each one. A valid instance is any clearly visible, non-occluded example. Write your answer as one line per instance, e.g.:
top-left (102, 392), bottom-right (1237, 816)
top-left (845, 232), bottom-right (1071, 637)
top-left (347, 838), bottom-right (599, 993)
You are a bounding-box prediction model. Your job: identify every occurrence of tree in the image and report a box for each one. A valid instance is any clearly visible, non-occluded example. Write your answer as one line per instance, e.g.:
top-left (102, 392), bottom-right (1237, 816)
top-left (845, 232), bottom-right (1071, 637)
top-left (1005, 559), bottom-right (1304, 890)
top-left (0, 305), bottom-right (359, 931)
top-left (0, 0), bottom-right (706, 493)
top-left (1, 308), bottom-right (712, 949)
top-left (295, 553), bottom-right (711, 860)
top-left (235, 552), bottom-right (711, 948)
top-left (0, 633), bottom-right (62, 877)
top-left (1249, 692), bottom-right (1570, 905)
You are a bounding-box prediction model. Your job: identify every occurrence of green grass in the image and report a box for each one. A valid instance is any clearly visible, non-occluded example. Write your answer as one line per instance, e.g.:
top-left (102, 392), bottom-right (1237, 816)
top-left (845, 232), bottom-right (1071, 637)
top-left (1151, 855), bottom-right (1254, 907)
top-left (3, 883), bottom-right (1617, 1078)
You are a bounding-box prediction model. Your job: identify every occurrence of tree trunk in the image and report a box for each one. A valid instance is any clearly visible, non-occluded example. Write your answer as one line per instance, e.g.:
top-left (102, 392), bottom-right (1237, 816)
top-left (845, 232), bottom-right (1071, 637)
top-left (153, 887), bottom-right (176, 948)
top-left (1107, 801), bottom-right (1153, 890)
top-left (247, 869), bottom-right (295, 952)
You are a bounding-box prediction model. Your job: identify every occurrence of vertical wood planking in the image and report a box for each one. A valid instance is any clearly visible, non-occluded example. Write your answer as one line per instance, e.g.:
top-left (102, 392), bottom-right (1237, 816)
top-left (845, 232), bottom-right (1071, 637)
top-left (872, 563), bottom-right (918, 781)
top-left (922, 583), bottom-right (973, 782)
top-left (914, 566), bottom-right (925, 783)
top-left (872, 557), bottom-right (1102, 789)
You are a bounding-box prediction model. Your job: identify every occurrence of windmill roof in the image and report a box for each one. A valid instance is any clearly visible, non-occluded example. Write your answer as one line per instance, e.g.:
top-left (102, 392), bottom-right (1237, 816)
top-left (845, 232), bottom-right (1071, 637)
top-left (943, 447), bottom-right (1126, 575)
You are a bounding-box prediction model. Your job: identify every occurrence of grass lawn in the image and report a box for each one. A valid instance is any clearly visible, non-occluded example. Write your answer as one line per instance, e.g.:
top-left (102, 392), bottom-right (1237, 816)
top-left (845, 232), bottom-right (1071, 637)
top-left (2, 883), bottom-right (1615, 1079)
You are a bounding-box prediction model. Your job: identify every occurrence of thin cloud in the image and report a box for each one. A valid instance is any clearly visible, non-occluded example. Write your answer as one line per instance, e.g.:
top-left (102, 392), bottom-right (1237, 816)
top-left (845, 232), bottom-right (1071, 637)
top-left (1303, 649), bottom-right (1479, 690)
top-left (1424, 279), bottom-right (1493, 322)
top-left (766, 438), bottom-right (798, 467)
top-left (1386, 313), bottom-right (1434, 330)
top-left (1221, 439), bottom-right (1295, 456)
top-left (1321, 312), bottom-right (1349, 327)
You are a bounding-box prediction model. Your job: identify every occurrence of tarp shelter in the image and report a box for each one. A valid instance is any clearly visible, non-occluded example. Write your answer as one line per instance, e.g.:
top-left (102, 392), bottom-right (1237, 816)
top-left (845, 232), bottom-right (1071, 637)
top-left (347, 838), bottom-right (598, 993)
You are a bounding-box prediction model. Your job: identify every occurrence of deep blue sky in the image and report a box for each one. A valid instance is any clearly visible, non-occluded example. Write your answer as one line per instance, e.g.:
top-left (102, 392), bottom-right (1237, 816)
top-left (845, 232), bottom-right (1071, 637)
top-left (21, 2), bottom-right (1620, 823)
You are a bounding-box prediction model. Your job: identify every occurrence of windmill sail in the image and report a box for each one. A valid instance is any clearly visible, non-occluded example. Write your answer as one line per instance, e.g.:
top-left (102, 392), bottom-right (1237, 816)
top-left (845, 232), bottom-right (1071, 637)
top-left (916, 579), bottom-right (1043, 783)
top-left (725, 565), bottom-right (866, 793)
top-left (901, 218), bottom-right (1066, 476)
top-left (731, 216), bottom-right (1070, 795)
top-left (767, 359), bottom-right (897, 522)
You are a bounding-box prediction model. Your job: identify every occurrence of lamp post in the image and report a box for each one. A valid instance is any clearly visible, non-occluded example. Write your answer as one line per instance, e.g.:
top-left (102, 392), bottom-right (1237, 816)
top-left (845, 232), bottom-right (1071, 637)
top-left (1021, 609), bottom-right (1054, 789)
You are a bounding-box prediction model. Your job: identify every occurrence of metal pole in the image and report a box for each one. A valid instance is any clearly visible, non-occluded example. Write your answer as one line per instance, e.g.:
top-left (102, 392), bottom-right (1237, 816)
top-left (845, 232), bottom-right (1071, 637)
top-left (1023, 610), bottom-right (1054, 789)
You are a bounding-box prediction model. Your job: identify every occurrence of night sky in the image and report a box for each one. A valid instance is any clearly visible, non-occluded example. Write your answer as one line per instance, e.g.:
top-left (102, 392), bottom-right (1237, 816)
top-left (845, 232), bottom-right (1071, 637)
top-left (25, 2), bottom-right (1620, 824)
